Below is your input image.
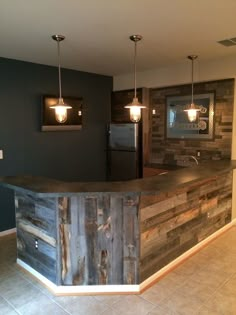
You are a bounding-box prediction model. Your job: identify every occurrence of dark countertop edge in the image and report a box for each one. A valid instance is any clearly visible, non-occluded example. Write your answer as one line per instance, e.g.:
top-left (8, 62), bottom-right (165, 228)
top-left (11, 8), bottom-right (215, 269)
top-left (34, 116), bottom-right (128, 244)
top-left (0, 160), bottom-right (235, 196)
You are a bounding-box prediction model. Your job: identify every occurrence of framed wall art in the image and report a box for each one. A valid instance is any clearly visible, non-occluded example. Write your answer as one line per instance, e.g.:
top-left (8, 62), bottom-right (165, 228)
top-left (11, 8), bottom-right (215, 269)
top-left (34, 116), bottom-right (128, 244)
top-left (166, 93), bottom-right (214, 140)
top-left (41, 95), bottom-right (83, 131)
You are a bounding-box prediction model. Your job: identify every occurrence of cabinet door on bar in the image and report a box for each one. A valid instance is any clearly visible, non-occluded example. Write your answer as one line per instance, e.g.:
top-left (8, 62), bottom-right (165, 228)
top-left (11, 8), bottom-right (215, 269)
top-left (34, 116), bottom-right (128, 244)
top-left (111, 88), bottom-right (143, 123)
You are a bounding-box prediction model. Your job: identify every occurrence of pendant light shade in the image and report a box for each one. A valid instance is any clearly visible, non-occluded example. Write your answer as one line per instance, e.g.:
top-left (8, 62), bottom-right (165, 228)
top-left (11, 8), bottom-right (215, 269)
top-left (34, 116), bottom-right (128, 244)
top-left (125, 35), bottom-right (146, 122)
top-left (50, 35), bottom-right (71, 123)
top-left (184, 55), bottom-right (200, 122)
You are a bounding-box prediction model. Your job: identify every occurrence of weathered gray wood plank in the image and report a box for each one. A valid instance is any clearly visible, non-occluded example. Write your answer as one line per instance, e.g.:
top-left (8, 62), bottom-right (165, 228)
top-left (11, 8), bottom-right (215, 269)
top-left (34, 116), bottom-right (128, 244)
top-left (123, 195), bottom-right (139, 284)
top-left (110, 195), bottom-right (124, 284)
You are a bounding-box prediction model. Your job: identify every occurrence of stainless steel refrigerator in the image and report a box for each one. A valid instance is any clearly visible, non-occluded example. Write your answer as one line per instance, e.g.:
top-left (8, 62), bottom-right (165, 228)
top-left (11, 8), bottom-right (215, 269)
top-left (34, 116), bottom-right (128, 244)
top-left (107, 123), bottom-right (143, 181)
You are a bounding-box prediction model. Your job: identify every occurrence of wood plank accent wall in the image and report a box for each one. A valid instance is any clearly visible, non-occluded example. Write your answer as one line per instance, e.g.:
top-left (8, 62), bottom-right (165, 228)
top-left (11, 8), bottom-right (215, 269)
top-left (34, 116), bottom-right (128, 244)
top-left (111, 88), bottom-right (144, 123)
top-left (150, 78), bottom-right (234, 166)
top-left (58, 193), bottom-right (140, 285)
top-left (139, 171), bottom-right (232, 281)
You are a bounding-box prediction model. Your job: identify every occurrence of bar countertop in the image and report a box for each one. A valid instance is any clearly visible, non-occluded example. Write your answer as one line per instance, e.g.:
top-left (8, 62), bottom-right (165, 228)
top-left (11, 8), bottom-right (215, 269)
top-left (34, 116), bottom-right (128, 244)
top-left (0, 160), bottom-right (235, 197)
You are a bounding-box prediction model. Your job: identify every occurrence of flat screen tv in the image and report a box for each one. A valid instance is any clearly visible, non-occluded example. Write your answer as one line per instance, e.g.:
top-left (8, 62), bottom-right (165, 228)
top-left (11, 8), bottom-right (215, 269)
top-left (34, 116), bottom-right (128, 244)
top-left (42, 95), bottom-right (83, 131)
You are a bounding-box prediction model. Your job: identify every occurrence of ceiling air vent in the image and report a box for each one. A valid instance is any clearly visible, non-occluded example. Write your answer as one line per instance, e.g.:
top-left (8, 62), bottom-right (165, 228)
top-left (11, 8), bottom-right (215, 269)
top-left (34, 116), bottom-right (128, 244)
top-left (218, 37), bottom-right (236, 47)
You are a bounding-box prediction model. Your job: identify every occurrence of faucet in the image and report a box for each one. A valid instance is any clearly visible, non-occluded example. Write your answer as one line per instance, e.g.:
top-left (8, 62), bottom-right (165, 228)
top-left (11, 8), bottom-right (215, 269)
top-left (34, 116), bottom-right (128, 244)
top-left (188, 155), bottom-right (199, 165)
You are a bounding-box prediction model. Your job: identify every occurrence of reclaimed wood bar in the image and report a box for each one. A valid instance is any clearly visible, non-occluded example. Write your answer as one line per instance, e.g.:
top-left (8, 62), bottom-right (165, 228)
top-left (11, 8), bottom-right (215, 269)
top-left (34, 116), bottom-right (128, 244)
top-left (0, 160), bottom-right (235, 295)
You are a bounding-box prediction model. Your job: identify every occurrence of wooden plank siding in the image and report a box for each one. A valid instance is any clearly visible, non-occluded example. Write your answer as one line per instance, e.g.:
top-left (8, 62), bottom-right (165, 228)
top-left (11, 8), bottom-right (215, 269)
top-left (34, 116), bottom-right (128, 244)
top-left (150, 78), bottom-right (234, 165)
top-left (139, 171), bottom-right (232, 282)
top-left (14, 169), bottom-right (232, 287)
top-left (15, 193), bottom-right (58, 284)
top-left (59, 193), bottom-right (140, 285)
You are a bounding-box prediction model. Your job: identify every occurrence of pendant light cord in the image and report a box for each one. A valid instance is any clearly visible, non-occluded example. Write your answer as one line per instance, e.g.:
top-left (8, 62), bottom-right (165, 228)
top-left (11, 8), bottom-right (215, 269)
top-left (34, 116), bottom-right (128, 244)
top-left (191, 57), bottom-right (194, 104)
top-left (57, 40), bottom-right (62, 99)
top-left (134, 40), bottom-right (137, 99)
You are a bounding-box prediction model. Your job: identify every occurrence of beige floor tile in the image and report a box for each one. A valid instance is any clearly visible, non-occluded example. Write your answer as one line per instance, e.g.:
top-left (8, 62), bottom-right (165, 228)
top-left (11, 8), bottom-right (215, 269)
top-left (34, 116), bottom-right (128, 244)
top-left (199, 242), bottom-right (226, 259)
top-left (219, 227), bottom-right (236, 240)
top-left (187, 251), bottom-right (210, 266)
top-left (0, 296), bottom-right (19, 315)
top-left (189, 267), bottom-right (231, 290)
top-left (223, 252), bottom-right (236, 264)
top-left (19, 270), bottom-right (56, 298)
top-left (231, 273), bottom-right (236, 281)
top-left (100, 307), bottom-right (120, 315)
top-left (0, 272), bottom-right (30, 295)
top-left (54, 295), bottom-right (109, 315)
top-left (157, 271), bottom-right (188, 291)
top-left (160, 291), bottom-right (204, 315)
top-left (196, 304), bottom-right (220, 314)
top-left (174, 259), bottom-right (201, 277)
top-left (217, 279), bottom-right (236, 296)
top-left (112, 295), bottom-right (155, 315)
top-left (93, 294), bottom-right (123, 306)
top-left (53, 294), bottom-right (94, 307)
top-left (177, 279), bottom-right (214, 304)
top-left (16, 295), bottom-right (68, 315)
top-left (2, 281), bottom-right (44, 308)
top-left (218, 261), bottom-right (236, 274)
top-left (141, 282), bottom-right (173, 305)
top-left (213, 240), bottom-right (236, 255)
top-left (201, 254), bottom-right (236, 276)
top-left (30, 281), bottom-right (56, 298)
top-left (1, 228), bottom-right (236, 315)
top-left (101, 305), bottom-right (159, 315)
top-left (203, 290), bottom-right (236, 314)
top-left (147, 305), bottom-right (175, 315)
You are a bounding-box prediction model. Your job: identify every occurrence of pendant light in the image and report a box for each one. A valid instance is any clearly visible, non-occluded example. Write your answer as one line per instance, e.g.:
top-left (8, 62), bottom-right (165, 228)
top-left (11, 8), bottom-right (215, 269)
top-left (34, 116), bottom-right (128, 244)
top-left (184, 55), bottom-right (200, 122)
top-left (124, 35), bottom-right (146, 122)
top-left (50, 35), bottom-right (72, 123)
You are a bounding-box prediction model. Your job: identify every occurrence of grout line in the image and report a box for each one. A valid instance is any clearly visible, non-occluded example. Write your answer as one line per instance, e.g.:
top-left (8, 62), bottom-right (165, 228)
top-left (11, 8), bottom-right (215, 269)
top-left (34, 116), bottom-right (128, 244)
top-left (1, 272), bottom-right (72, 315)
top-left (0, 295), bottom-right (21, 315)
top-left (46, 300), bottom-right (72, 315)
top-left (18, 274), bottom-right (73, 314)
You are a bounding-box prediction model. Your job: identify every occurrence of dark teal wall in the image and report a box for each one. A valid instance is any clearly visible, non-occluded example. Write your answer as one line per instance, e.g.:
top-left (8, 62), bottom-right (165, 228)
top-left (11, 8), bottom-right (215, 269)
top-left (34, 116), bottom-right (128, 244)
top-left (0, 57), bottom-right (112, 231)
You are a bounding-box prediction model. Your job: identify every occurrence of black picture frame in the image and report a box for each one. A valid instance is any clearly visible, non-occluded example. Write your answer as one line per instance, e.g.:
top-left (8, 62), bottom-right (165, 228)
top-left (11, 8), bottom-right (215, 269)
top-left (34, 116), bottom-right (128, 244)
top-left (41, 95), bottom-right (83, 131)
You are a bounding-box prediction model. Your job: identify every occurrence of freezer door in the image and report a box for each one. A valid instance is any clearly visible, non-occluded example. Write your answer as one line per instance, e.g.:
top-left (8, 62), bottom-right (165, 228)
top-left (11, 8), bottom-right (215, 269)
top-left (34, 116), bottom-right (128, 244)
top-left (108, 150), bottom-right (139, 181)
top-left (109, 123), bottom-right (138, 151)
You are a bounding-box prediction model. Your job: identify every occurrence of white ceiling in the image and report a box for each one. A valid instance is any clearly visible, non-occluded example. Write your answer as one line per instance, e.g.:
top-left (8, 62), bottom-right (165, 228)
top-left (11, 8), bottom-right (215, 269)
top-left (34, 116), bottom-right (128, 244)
top-left (1, 0), bottom-right (236, 76)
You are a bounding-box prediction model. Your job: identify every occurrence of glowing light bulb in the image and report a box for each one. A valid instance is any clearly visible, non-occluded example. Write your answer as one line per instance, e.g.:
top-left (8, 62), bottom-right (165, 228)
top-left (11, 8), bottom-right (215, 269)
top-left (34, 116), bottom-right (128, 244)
top-left (187, 108), bottom-right (197, 122)
top-left (50, 97), bottom-right (71, 123)
top-left (54, 106), bottom-right (67, 123)
top-left (130, 106), bottom-right (141, 122)
top-left (184, 103), bottom-right (200, 122)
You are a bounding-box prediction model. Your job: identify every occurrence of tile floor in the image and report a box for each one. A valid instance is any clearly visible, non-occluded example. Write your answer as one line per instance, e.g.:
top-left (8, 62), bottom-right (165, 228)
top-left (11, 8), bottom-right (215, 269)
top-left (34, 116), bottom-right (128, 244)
top-left (0, 227), bottom-right (236, 315)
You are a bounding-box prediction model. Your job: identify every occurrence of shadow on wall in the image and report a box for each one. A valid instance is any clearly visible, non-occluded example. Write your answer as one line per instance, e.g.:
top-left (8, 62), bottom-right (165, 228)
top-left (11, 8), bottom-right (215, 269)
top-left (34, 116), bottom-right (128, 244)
top-left (0, 187), bottom-right (15, 232)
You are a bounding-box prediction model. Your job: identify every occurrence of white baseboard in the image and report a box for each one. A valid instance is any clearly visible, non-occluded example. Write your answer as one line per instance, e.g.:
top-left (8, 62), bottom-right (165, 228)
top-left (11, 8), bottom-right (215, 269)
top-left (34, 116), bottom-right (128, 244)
top-left (16, 221), bottom-right (236, 296)
top-left (17, 259), bottom-right (140, 295)
top-left (0, 228), bottom-right (16, 237)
